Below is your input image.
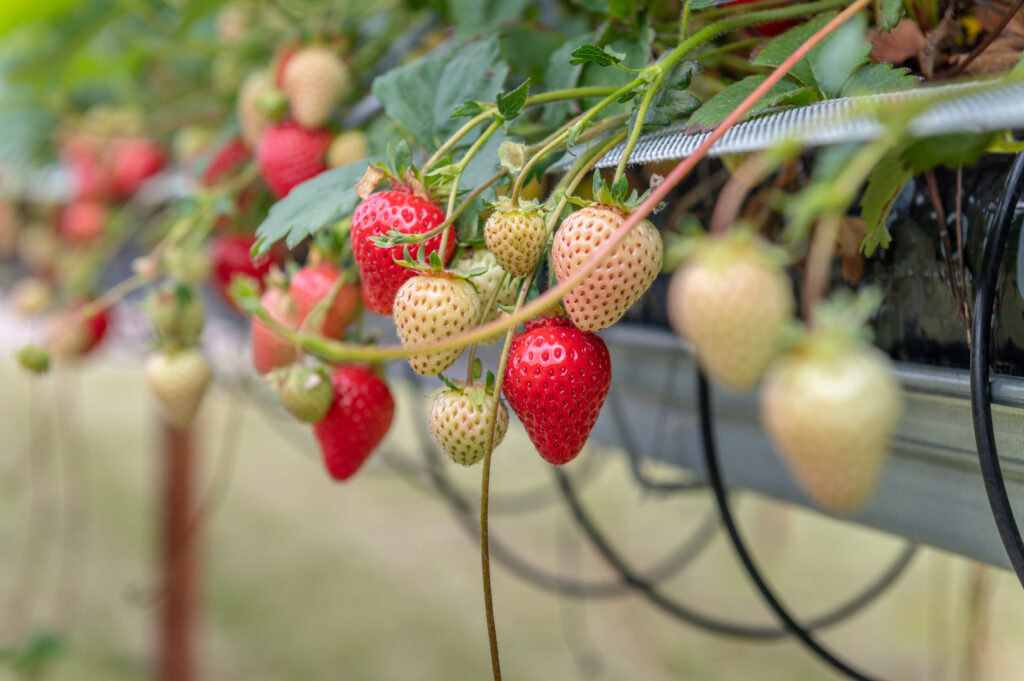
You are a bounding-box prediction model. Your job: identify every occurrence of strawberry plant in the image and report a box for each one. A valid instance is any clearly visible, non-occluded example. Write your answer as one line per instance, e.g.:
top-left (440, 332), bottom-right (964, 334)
top-left (5, 0), bottom-right (1024, 678)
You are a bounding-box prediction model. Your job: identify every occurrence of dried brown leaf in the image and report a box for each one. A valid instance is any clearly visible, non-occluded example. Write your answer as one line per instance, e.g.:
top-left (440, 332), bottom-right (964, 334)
top-left (870, 19), bottom-right (928, 65)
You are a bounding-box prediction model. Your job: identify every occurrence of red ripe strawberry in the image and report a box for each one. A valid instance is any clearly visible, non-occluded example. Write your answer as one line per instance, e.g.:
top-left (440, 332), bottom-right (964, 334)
top-left (289, 263), bottom-right (360, 338)
top-left (251, 286), bottom-right (298, 374)
top-left (313, 365), bottom-right (395, 481)
top-left (209, 233), bottom-right (283, 307)
top-left (110, 137), bottom-right (166, 200)
top-left (49, 302), bottom-right (111, 358)
top-left (257, 121), bottom-right (332, 198)
top-left (66, 153), bottom-right (110, 200)
top-left (62, 134), bottom-right (110, 200)
top-left (503, 316), bottom-right (611, 465)
top-left (725, 0), bottom-right (798, 36)
top-left (59, 200), bottom-right (108, 245)
top-left (201, 138), bottom-right (251, 186)
top-left (551, 204), bottom-right (663, 332)
top-left (350, 190), bottom-right (453, 315)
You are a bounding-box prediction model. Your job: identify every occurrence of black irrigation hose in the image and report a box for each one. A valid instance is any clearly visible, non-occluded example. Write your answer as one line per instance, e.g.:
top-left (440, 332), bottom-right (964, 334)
top-left (970, 151), bottom-right (1024, 589)
top-left (555, 466), bottom-right (916, 641)
top-left (429, 460), bottom-right (721, 598)
top-left (697, 372), bottom-right (888, 679)
top-left (607, 382), bottom-right (707, 494)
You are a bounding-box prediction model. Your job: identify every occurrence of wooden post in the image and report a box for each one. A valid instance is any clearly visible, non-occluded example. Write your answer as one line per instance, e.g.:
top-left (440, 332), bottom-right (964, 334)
top-left (158, 420), bottom-right (197, 681)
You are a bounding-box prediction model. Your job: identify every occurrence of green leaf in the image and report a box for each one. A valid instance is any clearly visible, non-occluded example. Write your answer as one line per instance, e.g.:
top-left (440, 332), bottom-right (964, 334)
top-left (497, 79), bottom-right (530, 120)
top-left (666, 60), bottom-right (699, 91)
top-left (372, 37), bottom-right (508, 149)
top-left (840, 62), bottom-right (916, 96)
top-left (687, 75), bottom-right (813, 128)
top-left (569, 43), bottom-right (625, 67)
top-left (371, 55), bottom-right (445, 149)
top-left (0, 0), bottom-right (77, 36)
top-left (860, 155), bottom-right (913, 255)
top-left (472, 357), bottom-right (483, 380)
top-left (807, 11), bottom-right (870, 97)
top-left (751, 13), bottom-right (835, 90)
top-left (901, 133), bottom-right (997, 172)
top-left (541, 30), bottom-right (596, 127)
top-left (448, 0), bottom-right (533, 33)
top-left (878, 0), bottom-right (903, 31)
top-left (0, 104), bottom-right (57, 166)
top-left (254, 159), bottom-right (380, 255)
top-left (499, 27), bottom-right (564, 83)
top-left (609, 0), bottom-right (634, 19)
top-left (576, 33), bottom-right (655, 121)
top-left (657, 89), bottom-right (702, 117)
top-left (451, 100), bottom-right (488, 118)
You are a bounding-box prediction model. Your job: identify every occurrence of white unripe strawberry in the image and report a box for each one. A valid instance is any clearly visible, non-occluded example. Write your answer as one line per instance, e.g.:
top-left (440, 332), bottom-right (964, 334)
top-left (483, 202), bottom-right (546, 277)
top-left (282, 46), bottom-right (350, 130)
top-left (393, 274), bottom-right (481, 376)
top-left (760, 333), bottom-right (902, 512)
top-left (145, 348), bottom-right (212, 428)
top-left (450, 246), bottom-right (518, 344)
top-left (667, 231), bottom-right (793, 390)
top-left (238, 71), bottom-right (276, 149)
top-left (429, 383), bottom-right (509, 465)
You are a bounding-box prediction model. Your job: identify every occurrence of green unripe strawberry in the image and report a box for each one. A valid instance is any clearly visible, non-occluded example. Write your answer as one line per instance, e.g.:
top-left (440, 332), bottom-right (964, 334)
top-left (429, 383), bottom-right (509, 466)
top-left (16, 344), bottom-right (51, 374)
top-left (277, 366), bottom-right (334, 423)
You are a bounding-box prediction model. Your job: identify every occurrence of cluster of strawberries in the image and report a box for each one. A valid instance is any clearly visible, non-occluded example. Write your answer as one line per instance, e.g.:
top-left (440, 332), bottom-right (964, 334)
top-left (13, 123), bottom-right (168, 362)
top-left (245, 167), bottom-right (665, 481)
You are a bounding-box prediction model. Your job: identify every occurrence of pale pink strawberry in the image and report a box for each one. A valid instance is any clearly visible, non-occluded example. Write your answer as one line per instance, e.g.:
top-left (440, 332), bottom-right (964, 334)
top-left (551, 204), bottom-right (662, 332)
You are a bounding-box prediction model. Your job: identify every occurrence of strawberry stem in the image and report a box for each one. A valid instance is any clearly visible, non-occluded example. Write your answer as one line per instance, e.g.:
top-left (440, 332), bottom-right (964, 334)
top-left (801, 213), bottom-right (841, 321)
top-left (612, 68), bottom-right (665, 185)
top-left (479, 271), bottom-right (534, 681)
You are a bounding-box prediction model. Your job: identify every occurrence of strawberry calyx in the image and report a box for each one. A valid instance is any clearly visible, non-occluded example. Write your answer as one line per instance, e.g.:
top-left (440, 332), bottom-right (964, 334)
top-left (522, 307), bottom-right (571, 332)
top-left (357, 140), bottom-right (434, 203)
top-left (568, 172), bottom-right (659, 215)
top-left (431, 376), bottom-right (498, 408)
top-left (680, 225), bottom-right (789, 273)
top-left (793, 288), bottom-right (882, 362)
